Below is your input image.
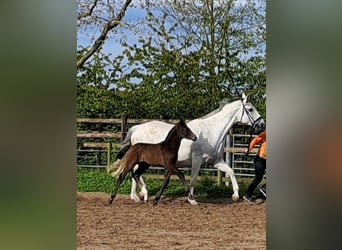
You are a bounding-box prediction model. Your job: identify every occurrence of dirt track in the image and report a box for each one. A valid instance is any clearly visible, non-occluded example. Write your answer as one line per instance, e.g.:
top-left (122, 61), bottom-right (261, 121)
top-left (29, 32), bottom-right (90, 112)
top-left (77, 192), bottom-right (266, 250)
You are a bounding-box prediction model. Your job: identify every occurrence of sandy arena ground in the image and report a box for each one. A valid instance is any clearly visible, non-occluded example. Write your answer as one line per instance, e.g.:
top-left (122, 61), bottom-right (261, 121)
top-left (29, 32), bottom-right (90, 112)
top-left (77, 192), bottom-right (266, 250)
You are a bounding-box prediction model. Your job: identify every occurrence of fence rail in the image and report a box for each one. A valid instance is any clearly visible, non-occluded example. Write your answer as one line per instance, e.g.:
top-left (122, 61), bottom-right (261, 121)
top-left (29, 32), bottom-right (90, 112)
top-left (77, 117), bottom-right (262, 184)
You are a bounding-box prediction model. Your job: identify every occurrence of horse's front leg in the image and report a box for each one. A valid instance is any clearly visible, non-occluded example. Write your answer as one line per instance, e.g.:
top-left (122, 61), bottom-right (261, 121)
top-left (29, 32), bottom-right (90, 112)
top-left (171, 168), bottom-right (189, 193)
top-left (153, 170), bottom-right (172, 205)
top-left (214, 159), bottom-right (239, 201)
top-left (188, 154), bottom-right (202, 205)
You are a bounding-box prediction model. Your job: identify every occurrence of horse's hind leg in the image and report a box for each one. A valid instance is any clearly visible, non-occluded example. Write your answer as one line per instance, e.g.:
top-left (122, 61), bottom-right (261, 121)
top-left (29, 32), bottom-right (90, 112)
top-left (131, 175), bottom-right (148, 201)
top-left (153, 170), bottom-right (172, 205)
top-left (109, 173), bottom-right (123, 204)
top-left (109, 170), bottom-right (129, 204)
top-left (131, 162), bottom-right (149, 202)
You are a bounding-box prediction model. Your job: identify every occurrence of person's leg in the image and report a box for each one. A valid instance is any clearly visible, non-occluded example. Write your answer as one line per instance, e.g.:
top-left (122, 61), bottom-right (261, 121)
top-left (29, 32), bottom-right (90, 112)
top-left (260, 183), bottom-right (266, 197)
top-left (245, 156), bottom-right (266, 197)
top-left (259, 159), bottom-right (266, 197)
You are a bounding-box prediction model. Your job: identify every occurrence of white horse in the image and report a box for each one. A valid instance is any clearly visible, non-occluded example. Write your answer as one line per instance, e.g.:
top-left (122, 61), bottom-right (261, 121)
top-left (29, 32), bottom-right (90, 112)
top-left (109, 93), bottom-right (265, 205)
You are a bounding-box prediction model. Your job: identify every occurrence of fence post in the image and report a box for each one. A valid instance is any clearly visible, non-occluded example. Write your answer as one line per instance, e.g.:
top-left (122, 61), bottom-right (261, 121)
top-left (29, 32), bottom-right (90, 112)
top-left (107, 142), bottom-right (112, 168)
top-left (121, 114), bottom-right (127, 142)
top-left (217, 170), bottom-right (222, 186)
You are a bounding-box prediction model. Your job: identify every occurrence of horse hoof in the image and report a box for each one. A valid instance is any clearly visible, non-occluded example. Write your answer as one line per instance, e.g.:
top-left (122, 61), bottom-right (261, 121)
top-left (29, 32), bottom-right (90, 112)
top-left (130, 194), bottom-right (142, 202)
top-left (138, 192), bottom-right (145, 199)
top-left (187, 198), bottom-right (198, 205)
top-left (232, 194), bottom-right (240, 202)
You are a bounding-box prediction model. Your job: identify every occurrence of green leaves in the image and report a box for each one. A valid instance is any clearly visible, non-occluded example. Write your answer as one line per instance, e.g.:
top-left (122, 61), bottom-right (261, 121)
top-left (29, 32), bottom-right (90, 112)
top-left (77, 0), bottom-right (266, 120)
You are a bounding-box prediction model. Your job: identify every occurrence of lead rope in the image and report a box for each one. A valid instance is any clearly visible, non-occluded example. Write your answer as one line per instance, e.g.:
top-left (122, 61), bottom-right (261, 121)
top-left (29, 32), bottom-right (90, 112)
top-left (245, 126), bottom-right (254, 155)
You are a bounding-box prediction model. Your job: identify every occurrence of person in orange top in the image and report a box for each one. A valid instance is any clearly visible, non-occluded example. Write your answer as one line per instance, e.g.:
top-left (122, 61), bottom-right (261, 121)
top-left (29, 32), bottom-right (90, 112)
top-left (243, 129), bottom-right (266, 203)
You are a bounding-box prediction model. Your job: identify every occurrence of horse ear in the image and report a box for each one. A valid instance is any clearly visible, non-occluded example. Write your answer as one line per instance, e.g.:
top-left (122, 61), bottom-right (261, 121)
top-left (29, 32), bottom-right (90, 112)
top-left (241, 92), bottom-right (247, 105)
top-left (179, 118), bottom-right (185, 124)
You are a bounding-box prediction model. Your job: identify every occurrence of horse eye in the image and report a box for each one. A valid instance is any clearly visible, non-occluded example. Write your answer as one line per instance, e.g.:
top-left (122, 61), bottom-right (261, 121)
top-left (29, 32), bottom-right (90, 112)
top-left (248, 108), bottom-right (254, 112)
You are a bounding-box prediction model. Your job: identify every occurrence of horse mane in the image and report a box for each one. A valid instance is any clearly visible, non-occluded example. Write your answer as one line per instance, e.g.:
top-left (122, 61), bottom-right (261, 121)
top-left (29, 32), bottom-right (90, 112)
top-left (163, 122), bottom-right (178, 142)
top-left (200, 97), bottom-right (241, 119)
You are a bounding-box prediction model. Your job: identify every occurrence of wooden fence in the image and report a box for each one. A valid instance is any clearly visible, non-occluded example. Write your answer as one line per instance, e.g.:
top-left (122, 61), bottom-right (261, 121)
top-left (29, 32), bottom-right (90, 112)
top-left (77, 117), bottom-right (258, 184)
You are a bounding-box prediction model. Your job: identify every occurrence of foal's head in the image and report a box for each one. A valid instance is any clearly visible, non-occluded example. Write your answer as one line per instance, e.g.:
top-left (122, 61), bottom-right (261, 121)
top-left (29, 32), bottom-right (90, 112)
top-left (173, 119), bottom-right (197, 142)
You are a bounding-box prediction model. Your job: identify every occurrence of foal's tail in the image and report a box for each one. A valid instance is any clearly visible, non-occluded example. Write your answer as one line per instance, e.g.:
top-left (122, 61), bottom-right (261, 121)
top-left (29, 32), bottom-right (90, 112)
top-left (107, 159), bottom-right (121, 176)
top-left (112, 158), bottom-right (126, 177)
top-left (107, 126), bottom-right (135, 176)
top-left (106, 143), bottom-right (131, 177)
top-left (107, 144), bottom-right (131, 177)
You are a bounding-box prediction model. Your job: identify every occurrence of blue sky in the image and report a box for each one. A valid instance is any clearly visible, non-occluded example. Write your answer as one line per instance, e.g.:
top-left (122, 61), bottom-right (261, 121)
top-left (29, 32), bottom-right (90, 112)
top-left (77, 6), bottom-right (145, 58)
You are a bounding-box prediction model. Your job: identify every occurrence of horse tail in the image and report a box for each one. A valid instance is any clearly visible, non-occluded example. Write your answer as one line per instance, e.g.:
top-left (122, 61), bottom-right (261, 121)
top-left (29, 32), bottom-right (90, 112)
top-left (112, 157), bottom-right (126, 177)
top-left (106, 158), bottom-right (122, 176)
top-left (107, 128), bottom-right (135, 176)
top-left (117, 126), bottom-right (135, 159)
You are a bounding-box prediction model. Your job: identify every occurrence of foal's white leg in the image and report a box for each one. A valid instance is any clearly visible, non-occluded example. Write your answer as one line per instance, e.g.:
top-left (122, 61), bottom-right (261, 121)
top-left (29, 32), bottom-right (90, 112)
top-left (214, 159), bottom-right (239, 201)
top-left (139, 176), bottom-right (148, 202)
top-left (130, 163), bottom-right (149, 202)
top-left (130, 176), bottom-right (148, 202)
top-left (130, 178), bottom-right (141, 202)
top-left (130, 165), bottom-right (141, 202)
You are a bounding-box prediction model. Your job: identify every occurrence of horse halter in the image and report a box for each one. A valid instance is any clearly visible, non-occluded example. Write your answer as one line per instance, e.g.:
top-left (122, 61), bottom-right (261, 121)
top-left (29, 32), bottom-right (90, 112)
top-left (240, 101), bottom-right (263, 130)
top-left (240, 101), bottom-right (264, 154)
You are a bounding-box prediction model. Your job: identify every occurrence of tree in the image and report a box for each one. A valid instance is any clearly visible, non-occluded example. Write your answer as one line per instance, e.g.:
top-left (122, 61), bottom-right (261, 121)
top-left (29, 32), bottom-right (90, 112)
top-left (114, 0), bottom-right (266, 117)
top-left (77, 0), bottom-right (133, 69)
top-left (77, 0), bottom-right (266, 119)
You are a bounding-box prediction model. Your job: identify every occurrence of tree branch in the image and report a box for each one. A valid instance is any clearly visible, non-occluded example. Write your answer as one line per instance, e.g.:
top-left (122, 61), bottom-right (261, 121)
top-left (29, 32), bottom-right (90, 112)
top-left (78, 0), bottom-right (99, 20)
top-left (77, 0), bottom-right (133, 69)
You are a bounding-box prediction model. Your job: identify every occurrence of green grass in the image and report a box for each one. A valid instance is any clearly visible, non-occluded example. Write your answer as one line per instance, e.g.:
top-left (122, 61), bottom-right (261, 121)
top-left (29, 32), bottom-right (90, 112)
top-left (77, 167), bottom-right (258, 198)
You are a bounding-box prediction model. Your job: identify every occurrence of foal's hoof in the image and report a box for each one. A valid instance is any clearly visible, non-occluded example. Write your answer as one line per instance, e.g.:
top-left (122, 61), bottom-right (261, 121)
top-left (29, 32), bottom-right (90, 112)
top-left (152, 200), bottom-right (158, 206)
